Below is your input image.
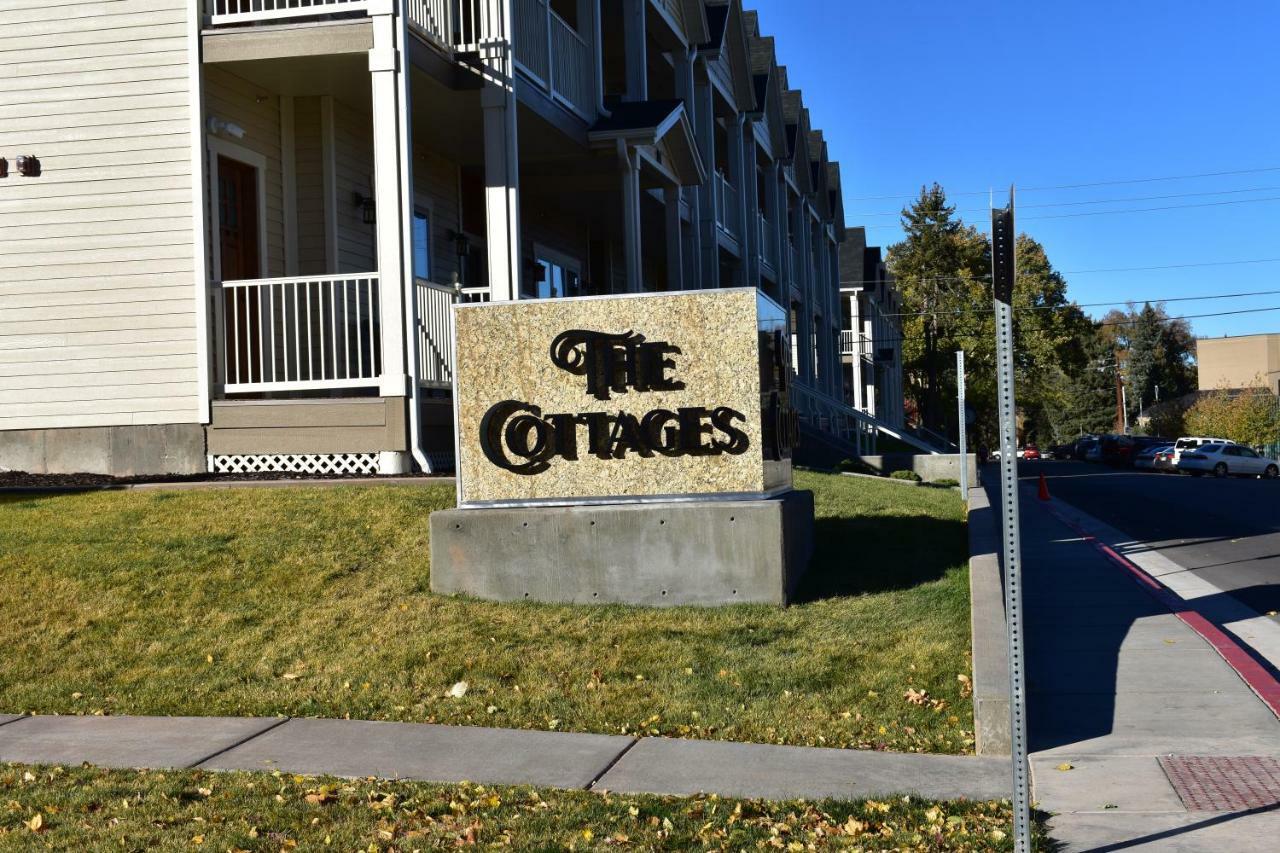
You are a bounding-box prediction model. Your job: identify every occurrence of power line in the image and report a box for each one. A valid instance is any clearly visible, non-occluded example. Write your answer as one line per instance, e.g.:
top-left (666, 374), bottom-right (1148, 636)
top-left (883, 289), bottom-right (1280, 320)
top-left (1062, 257), bottom-right (1280, 275)
top-left (842, 165), bottom-right (1280, 203)
top-left (1023, 194), bottom-right (1280, 221)
top-left (1022, 166), bottom-right (1280, 192)
top-left (849, 185), bottom-right (1280, 218)
top-left (853, 305), bottom-right (1280, 349)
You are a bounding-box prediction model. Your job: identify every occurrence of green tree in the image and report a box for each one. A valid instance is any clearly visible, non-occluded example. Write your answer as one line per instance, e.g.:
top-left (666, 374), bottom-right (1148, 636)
top-left (1060, 327), bottom-right (1119, 438)
top-left (1101, 302), bottom-right (1197, 426)
top-left (887, 185), bottom-right (982, 433)
top-left (888, 188), bottom-right (1090, 448)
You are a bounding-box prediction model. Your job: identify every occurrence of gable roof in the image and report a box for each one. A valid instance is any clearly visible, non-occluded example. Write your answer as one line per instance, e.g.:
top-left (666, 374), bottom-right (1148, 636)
top-left (702, 1), bottom-right (757, 111)
top-left (588, 99), bottom-right (707, 186)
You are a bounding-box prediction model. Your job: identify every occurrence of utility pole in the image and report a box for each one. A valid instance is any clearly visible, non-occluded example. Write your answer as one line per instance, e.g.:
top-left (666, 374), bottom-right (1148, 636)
top-left (992, 188), bottom-right (1032, 853)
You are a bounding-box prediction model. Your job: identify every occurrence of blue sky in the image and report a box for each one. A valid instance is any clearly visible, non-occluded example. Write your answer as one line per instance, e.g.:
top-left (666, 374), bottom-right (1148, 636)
top-left (751, 0), bottom-right (1280, 339)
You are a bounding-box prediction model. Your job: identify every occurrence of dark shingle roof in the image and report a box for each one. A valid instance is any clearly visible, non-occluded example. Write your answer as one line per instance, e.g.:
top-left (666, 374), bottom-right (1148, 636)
top-left (591, 99), bottom-right (684, 134)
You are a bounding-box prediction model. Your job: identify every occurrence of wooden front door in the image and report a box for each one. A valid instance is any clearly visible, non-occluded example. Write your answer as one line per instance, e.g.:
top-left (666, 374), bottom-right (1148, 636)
top-left (217, 155), bottom-right (260, 280)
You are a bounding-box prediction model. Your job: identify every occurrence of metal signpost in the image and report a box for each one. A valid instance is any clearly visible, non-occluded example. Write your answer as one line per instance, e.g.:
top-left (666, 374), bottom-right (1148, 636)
top-left (957, 350), bottom-right (968, 496)
top-left (992, 190), bottom-right (1032, 851)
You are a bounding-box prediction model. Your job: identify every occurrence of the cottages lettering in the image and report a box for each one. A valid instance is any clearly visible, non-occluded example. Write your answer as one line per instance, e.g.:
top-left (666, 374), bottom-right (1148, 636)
top-left (480, 329), bottom-right (750, 476)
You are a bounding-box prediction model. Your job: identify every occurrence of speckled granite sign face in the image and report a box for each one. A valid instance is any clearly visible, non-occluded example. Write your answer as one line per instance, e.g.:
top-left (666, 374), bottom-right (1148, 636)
top-left (454, 289), bottom-right (794, 506)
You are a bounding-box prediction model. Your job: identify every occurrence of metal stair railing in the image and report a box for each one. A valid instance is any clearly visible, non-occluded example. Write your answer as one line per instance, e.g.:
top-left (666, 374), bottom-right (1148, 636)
top-left (791, 382), bottom-right (941, 456)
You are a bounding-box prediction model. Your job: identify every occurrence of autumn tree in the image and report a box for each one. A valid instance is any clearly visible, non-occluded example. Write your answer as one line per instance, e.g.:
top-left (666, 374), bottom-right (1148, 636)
top-left (1185, 389), bottom-right (1280, 447)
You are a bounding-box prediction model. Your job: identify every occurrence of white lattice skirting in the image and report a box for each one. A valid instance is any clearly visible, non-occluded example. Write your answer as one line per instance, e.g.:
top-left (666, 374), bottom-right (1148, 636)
top-left (209, 453), bottom-right (381, 475)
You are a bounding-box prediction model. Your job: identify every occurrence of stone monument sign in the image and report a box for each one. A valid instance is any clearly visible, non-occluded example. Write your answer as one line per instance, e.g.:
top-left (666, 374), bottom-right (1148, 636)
top-left (431, 289), bottom-right (814, 606)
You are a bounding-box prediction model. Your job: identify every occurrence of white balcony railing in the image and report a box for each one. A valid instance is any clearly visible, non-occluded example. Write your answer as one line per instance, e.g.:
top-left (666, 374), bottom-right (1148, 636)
top-left (415, 278), bottom-right (457, 389)
top-left (759, 213), bottom-right (777, 268)
top-left (840, 330), bottom-right (873, 358)
top-left (205, 0), bottom-right (369, 25)
top-left (715, 173), bottom-right (740, 238)
top-left (215, 275), bottom-right (382, 395)
top-left (512, 0), bottom-right (595, 120)
top-left (408, 0), bottom-right (453, 48)
top-left (206, 1), bottom-right (596, 121)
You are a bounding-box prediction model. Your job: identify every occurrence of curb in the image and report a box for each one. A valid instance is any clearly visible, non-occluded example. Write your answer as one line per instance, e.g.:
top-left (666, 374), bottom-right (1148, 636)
top-left (967, 484), bottom-right (1012, 756)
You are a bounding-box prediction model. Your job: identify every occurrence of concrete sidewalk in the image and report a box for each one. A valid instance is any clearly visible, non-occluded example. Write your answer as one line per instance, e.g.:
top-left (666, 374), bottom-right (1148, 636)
top-left (0, 713), bottom-right (1010, 804)
top-left (984, 473), bottom-right (1280, 851)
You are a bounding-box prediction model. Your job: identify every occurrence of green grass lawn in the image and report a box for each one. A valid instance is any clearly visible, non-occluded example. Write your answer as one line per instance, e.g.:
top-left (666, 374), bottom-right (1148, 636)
top-left (0, 471), bottom-right (973, 754)
top-left (1, 764), bottom-right (1018, 851)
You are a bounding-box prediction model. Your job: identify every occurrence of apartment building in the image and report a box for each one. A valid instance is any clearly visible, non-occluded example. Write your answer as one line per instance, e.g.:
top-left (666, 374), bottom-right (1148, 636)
top-left (1197, 333), bottom-right (1280, 396)
top-left (838, 227), bottom-right (904, 429)
top-left (0, 0), bottom-right (857, 477)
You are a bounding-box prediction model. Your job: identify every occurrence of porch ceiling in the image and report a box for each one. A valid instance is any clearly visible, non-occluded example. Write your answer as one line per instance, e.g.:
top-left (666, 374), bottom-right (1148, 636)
top-left (217, 53), bottom-right (373, 108)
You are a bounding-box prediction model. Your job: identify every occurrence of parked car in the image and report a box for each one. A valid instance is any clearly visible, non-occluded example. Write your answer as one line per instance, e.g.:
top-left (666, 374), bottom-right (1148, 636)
top-left (1082, 440), bottom-right (1102, 462)
top-left (1022, 445), bottom-right (1041, 461)
top-left (1100, 434), bottom-right (1134, 466)
top-left (1171, 436), bottom-right (1230, 467)
top-left (1153, 446), bottom-right (1179, 473)
top-left (1134, 444), bottom-right (1173, 471)
top-left (1176, 443), bottom-right (1280, 479)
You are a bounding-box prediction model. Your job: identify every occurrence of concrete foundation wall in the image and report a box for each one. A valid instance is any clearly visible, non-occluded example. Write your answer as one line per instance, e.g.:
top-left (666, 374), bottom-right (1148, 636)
top-left (0, 424), bottom-right (206, 477)
top-left (430, 491), bottom-right (815, 607)
top-left (860, 453), bottom-right (979, 484)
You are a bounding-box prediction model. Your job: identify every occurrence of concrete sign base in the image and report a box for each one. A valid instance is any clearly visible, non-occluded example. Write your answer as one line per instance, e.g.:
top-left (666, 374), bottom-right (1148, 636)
top-left (429, 491), bottom-right (815, 607)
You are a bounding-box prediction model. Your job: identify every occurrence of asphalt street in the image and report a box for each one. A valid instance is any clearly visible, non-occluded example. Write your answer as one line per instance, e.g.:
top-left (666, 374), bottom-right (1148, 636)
top-left (1025, 459), bottom-right (1280, 629)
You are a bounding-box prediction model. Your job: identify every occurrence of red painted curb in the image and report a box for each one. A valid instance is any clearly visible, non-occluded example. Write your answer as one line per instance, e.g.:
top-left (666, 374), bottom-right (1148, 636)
top-left (1039, 501), bottom-right (1280, 720)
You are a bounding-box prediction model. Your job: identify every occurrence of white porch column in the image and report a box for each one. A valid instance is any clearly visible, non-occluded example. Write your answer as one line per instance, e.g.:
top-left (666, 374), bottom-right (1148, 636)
top-left (725, 113), bottom-right (746, 286)
top-left (623, 0), bottom-right (647, 102)
top-left (742, 123), bottom-right (760, 290)
top-left (369, 0), bottom-right (410, 399)
top-left (694, 77), bottom-right (718, 289)
top-left (765, 161), bottom-right (782, 294)
top-left (620, 145), bottom-right (643, 292)
top-left (481, 0), bottom-right (522, 301)
top-left (849, 292), bottom-right (865, 411)
top-left (674, 49), bottom-right (702, 288)
top-left (664, 186), bottom-right (684, 290)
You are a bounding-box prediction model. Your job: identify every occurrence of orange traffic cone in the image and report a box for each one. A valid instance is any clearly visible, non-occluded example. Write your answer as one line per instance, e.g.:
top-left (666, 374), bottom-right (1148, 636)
top-left (1038, 473), bottom-right (1052, 501)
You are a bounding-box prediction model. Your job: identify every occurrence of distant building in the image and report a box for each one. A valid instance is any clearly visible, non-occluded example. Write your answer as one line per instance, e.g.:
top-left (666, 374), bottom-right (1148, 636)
top-left (838, 228), bottom-right (905, 429)
top-left (1197, 334), bottom-right (1280, 395)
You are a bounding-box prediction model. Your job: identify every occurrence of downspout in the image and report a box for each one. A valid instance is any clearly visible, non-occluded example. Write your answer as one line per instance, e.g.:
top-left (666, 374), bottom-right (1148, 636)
top-left (394, 0), bottom-right (432, 472)
top-left (594, 0), bottom-right (611, 118)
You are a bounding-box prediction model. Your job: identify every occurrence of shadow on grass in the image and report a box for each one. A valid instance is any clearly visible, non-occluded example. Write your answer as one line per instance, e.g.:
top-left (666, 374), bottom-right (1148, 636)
top-left (794, 513), bottom-right (967, 601)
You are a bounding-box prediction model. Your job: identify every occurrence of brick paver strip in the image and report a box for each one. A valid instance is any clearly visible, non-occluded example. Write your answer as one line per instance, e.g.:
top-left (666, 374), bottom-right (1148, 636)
top-left (1160, 756), bottom-right (1280, 812)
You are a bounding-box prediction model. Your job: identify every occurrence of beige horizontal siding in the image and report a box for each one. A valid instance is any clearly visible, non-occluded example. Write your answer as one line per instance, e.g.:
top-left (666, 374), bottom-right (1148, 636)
top-left (334, 99), bottom-right (377, 274)
top-left (0, 0), bottom-right (200, 432)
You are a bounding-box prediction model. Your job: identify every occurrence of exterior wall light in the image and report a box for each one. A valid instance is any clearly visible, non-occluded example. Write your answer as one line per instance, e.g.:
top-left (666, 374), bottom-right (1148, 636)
top-left (353, 191), bottom-right (376, 225)
top-left (207, 116), bottom-right (246, 139)
top-left (0, 158), bottom-right (7, 178)
top-left (15, 155), bottom-right (39, 177)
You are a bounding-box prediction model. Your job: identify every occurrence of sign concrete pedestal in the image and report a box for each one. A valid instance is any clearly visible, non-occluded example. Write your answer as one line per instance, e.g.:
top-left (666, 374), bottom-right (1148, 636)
top-left (430, 490), bottom-right (813, 607)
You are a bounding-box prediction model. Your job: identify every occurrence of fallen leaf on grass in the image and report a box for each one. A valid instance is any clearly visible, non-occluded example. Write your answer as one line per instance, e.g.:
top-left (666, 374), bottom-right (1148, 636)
top-left (904, 688), bottom-right (929, 706)
top-left (447, 681), bottom-right (469, 698)
top-left (25, 813), bottom-right (43, 833)
top-left (282, 673), bottom-right (302, 681)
